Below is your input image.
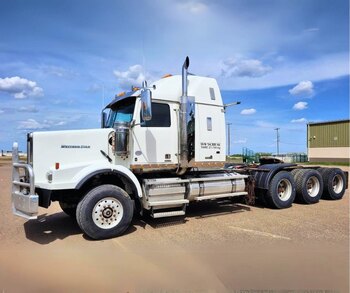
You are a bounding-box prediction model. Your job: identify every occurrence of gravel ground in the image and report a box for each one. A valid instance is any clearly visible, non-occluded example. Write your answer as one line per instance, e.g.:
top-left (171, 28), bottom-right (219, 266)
top-left (0, 162), bottom-right (349, 292)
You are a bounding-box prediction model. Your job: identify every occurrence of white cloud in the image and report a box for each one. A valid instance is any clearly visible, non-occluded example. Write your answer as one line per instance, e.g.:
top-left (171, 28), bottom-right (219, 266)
top-left (113, 65), bottom-right (146, 90)
top-left (219, 53), bottom-right (348, 91)
top-left (233, 138), bottom-right (247, 144)
top-left (240, 108), bottom-right (257, 115)
top-left (17, 119), bottom-right (48, 130)
top-left (222, 58), bottom-right (272, 78)
top-left (0, 76), bottom-right (43, 99)
top-left (289, 81), bottom-right (314, 97)
top-left (40, 65), bottom-right (77, 78)
top-left (178, 1), bottom-right (208, 14)
top-left (18, 106), bottom-right (39, 113)
top-left (304, 28), bottom-right (319, 33)
top-left (55, 121), bottom-right (67, 126)
top-left (293, 101), bottom-right (308, 110)
top-left (87, 83), bottom-right (102, 92)
top-left (291, 118), bottom-right (308, 123)
top-left (17, 118), bottom-right (69, 130)
top-left (255, 120), bottom-right (277, 128)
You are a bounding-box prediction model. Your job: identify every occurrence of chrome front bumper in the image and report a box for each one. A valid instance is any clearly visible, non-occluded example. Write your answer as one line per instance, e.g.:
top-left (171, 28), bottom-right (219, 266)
top-left (12, 142), bottom-right (38, 219)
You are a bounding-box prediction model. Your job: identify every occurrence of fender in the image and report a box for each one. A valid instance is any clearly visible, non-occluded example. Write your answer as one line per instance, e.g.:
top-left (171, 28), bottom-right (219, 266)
top-left (252, 163), bottom-right (297, 190)
top-left (73, 162), bottom-right (143, 198)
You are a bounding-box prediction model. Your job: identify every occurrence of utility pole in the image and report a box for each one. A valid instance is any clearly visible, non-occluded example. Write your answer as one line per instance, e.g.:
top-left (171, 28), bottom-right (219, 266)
top-left (224, 100), bottom-right (240, 157)
top-left (274, 128), bottom-right (280, 155)
top-left (227, 123), bottom-right (232, 156)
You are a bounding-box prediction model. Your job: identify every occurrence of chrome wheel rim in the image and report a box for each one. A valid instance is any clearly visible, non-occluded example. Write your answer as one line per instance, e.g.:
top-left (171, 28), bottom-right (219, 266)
top-left (306, 176), bottom-right (320, 197)
top-left (332, 174), bottom-right (344, 194)
top-left (277, 179), bottom-right (292, 201)
top-left (92, 197), bottom-right (123, 229)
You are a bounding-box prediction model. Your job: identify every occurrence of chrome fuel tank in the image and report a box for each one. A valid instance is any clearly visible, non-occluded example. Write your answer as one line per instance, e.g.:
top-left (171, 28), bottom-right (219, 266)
top-left (187, 172), bottom-right (246, 201)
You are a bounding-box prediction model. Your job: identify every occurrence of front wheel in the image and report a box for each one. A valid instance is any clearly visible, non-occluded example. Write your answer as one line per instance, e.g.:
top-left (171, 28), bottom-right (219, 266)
top-left (265, 171), bottom-right (296, 209)
top-left (76, 185), bottom-right (134, 240)
top-left (59, 201), bottom-right (77, 218)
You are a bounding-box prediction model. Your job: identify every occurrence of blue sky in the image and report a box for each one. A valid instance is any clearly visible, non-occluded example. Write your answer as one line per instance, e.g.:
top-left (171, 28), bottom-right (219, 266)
top-left (0, 0), bottom-right (349, 154)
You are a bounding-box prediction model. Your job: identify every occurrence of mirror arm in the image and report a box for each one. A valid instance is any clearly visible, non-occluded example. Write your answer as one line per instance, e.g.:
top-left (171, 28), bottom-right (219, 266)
top-left (130, 119), bottom-right (146, 128)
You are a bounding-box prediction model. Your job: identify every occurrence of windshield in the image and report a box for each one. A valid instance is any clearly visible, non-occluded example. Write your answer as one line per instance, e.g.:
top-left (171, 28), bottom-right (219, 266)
top-left (105, 97), bottom-right (136, 128)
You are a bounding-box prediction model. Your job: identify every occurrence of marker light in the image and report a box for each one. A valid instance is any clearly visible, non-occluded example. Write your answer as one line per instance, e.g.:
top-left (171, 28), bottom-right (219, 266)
top-left (55, 162), bottom-right (60, 170)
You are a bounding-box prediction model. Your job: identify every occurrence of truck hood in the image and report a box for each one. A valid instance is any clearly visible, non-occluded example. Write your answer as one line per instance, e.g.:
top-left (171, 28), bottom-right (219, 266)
top-left (32, 128), bottom-right (114, 185)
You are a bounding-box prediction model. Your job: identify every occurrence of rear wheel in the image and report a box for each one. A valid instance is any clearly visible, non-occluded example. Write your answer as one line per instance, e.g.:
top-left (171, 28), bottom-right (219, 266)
top-left (265, 171), bottom-right (296, 209)
top-left (293, 169), bottom-right (323, 204)
top-left (318, 168), bottom-right (346, 200)
top-left (76, 185), bottom-right (134, 240)
top-left (291, 168), bottom-right (303, 178)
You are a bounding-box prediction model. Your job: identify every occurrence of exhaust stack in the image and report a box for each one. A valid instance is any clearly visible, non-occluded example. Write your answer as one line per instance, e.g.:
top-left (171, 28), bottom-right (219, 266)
top-left (178, 57), bottom-right (190, 172)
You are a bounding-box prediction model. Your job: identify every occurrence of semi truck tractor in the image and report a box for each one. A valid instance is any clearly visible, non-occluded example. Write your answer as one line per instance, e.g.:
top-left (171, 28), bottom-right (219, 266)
top-left (12, 57), bottom-right (348, 239)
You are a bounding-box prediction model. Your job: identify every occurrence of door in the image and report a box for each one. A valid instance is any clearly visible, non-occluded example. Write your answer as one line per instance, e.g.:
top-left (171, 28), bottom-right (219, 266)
top-left (131, 99), bottom-right (179, 165)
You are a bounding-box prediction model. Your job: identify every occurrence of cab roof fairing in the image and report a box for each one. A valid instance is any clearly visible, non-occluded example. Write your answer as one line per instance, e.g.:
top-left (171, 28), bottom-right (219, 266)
top-left (105, 75), bottom-right (223, 109)
top-left (150, 75), bottom-right (224, 106)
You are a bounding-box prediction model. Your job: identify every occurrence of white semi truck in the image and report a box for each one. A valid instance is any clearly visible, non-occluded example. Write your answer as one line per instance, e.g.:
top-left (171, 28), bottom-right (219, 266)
top-left (12, 57), bottom-right (348, 239)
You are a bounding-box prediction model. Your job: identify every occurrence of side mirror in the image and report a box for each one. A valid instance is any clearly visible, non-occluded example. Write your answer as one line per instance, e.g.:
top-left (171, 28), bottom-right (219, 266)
top-left (101, 111), bottom-right (107, 128)
top-left (140, 82), bottom-right (152, 121)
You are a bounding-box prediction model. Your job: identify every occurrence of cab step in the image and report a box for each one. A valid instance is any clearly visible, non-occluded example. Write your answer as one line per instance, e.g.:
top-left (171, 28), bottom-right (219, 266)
top-left (152, 210), bottom-right (186, 219)
top-left (148, 199), bottom-right (189, 207)
top-left (151, 202), bottom-right (187, 219)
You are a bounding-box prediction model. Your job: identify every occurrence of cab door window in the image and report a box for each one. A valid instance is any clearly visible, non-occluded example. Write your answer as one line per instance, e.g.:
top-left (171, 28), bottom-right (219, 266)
top-left (141, 102), bottom-right (170, 127)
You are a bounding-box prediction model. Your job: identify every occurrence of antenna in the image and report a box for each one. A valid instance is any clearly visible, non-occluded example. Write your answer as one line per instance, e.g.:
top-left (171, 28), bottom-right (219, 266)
top-left (142, 39), bottom-right (146, 80)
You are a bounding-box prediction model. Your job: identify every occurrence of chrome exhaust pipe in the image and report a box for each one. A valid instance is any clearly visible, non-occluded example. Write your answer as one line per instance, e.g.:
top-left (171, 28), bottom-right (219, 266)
top-left (178, 57), bottom-right (190, 173)
top-left (182, 56), bottom-right (189, 97)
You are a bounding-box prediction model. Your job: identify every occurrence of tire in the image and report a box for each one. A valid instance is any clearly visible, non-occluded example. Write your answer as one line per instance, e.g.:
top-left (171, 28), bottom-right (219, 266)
top-left (317, 167), bottom-right (328, 182)
top-left (291, 168), bottom-right (303, 178)
top-left (265, 171), bottom-right (296, 209)
top-left (290, 168), bottom-right (303, 186)
top-left (59, 201), bottom-right (77, 218)
top-left (319, 168), bottom-right (346, 200)
top-left (76, 185), bottom-right (134, 240)
top-left (293, 169), bottom-right (323, 204)
top-left (317, 167), bottom-right (328, 177)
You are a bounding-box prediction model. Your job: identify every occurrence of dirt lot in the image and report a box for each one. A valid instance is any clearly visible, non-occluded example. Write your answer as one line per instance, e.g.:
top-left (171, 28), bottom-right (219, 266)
top-left (0, 162), bottom-right (349, 292)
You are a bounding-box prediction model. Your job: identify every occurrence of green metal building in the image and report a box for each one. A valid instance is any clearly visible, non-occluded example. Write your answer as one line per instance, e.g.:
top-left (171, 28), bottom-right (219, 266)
top-left (307, 119), bottom-right (350, 163)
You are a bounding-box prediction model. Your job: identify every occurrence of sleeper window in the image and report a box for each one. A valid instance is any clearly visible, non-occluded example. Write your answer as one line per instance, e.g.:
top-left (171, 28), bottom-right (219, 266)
top-left (207, 117), bottom-right (212, 131)
top-left (209, 87), bottom-right (216, 100)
